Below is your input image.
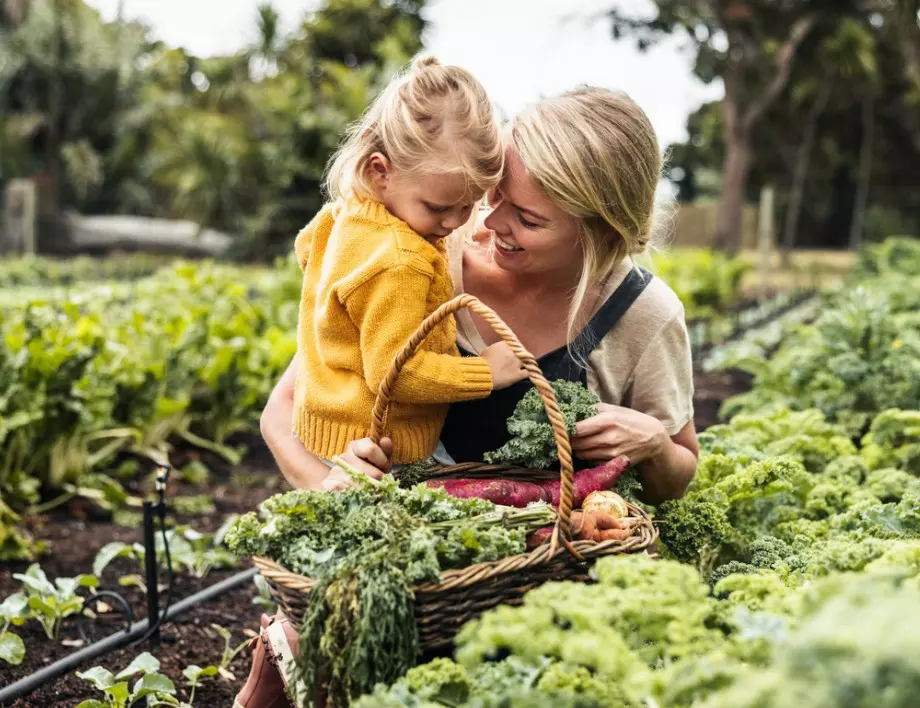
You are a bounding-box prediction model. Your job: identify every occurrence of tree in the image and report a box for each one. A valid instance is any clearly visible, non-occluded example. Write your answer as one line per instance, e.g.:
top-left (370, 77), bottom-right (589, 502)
top-left (666, 21), bottom-right (920, 250)
top-left (608, 1), bottom-right (867, 251)
top-left (782, 19), bottom-right (877, 256)
top-left (1, 0), bottom-right (429, 257)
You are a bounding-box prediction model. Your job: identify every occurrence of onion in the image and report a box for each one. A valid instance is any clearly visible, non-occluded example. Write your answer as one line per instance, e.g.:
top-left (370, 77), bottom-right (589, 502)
top-left (582, 490), bottom-right (628, 519)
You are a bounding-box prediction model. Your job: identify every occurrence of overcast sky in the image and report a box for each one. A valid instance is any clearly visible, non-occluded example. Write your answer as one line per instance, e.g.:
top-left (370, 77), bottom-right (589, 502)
top-left (84, 0), bottom-right (723, 149)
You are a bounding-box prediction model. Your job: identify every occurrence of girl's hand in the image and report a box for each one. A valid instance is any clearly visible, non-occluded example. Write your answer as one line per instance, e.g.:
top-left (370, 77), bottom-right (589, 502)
top-left (321, 437), bottom-right (394, 492)
top-left (571, 403), bottom-right (668, 465)
top-left (482, 342), bottom-right (528, 389)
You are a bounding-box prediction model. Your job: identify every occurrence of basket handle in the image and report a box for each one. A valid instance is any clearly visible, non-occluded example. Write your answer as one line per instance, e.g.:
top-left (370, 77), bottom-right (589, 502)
top-left (369, 294), bottom-right (581, 554)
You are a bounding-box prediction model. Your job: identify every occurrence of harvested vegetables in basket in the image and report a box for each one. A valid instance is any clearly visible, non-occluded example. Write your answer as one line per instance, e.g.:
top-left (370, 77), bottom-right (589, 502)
top-left (224, 461), bottom-right (556, 707)
top-left (425, 456), bottom-right (630, 508)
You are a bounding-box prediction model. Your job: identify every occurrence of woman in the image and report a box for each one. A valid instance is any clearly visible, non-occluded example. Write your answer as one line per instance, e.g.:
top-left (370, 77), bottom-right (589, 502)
top-left (235, 85), bottom-right (698, 708)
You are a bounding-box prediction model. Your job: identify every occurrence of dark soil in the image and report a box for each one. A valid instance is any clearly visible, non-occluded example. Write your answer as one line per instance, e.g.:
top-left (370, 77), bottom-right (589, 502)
top-left (692, 367), bottom-right (753, 431)
top-left (0, 440), bottom-right (284, 707)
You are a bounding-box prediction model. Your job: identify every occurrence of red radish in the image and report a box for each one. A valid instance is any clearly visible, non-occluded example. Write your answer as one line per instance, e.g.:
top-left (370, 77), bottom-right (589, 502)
top-left (427, 456), bottom-right (630, 509)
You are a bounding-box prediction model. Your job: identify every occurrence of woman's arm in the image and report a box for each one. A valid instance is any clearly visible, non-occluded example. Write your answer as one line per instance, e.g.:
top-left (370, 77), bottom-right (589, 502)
top-left (634, 421), bottom-right (698, 505)
top-left (572, 405), bottom-right (698, 505)
top-left (260, 356), bottom-right (331, 490)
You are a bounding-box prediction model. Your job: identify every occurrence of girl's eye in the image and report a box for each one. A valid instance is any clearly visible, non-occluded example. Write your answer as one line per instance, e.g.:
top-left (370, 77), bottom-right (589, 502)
top-left (426, 204), bottom-right (449, 214)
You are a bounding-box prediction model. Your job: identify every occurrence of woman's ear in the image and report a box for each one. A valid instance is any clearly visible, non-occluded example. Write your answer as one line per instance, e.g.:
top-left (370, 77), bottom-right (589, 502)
top-left (367, 152), bottom-right (391, 193)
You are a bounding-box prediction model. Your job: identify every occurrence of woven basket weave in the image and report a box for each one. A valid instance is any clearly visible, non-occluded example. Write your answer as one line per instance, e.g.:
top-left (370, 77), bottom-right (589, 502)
top-left (254, 294), bottom-right (657, 650)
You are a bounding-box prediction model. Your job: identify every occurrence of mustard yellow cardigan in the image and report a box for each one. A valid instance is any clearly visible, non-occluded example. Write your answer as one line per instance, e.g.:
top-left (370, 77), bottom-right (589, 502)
top-left (292, 198), bottom-right (493, 464)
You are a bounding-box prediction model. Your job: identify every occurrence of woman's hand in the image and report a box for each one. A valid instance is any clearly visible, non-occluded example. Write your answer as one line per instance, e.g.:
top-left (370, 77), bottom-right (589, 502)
top-left (573, 404), bottom-right (699, 505)
top-left (321, 437), bottom-right (395, 492)
top-left (571, 403), bottom-right (668, 464)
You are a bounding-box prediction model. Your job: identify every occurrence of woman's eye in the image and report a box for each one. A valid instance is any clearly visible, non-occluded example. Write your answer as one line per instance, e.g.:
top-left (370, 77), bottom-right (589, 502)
top-left (516, 211), bottom-right (538, 229)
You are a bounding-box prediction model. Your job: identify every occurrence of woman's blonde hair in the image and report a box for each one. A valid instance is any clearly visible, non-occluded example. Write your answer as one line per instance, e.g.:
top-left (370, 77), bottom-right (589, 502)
top-left (510, 86), bottom-right (666, 348)
top-left (326, 56), bottom-right (504, 202)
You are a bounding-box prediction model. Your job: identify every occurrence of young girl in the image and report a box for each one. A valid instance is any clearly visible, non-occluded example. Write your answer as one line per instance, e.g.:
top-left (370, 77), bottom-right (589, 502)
top-left (291, 55), bottom-right (526, 486)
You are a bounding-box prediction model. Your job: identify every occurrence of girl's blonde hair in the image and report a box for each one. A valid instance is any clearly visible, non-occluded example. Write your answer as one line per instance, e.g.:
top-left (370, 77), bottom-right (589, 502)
top-left (510, 86), bottom-right (666, 348)
top-left (326, 56), bottom-right (504, 202)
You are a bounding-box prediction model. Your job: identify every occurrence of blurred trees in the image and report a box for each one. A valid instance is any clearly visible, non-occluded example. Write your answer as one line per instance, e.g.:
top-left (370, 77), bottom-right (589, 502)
top-left (612, 1), bottom-right (920, 250)
top-left (0, 0), bottom-right (426, 258)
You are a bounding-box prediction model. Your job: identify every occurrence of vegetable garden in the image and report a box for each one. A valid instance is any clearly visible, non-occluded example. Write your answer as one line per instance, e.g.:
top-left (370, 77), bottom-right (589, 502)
top-left (2, 237), bottom-right (919, 707)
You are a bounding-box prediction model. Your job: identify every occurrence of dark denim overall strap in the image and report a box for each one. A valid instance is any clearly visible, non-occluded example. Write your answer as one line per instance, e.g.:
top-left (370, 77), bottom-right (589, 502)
top-left (440, 266), bottom-right (653, 464)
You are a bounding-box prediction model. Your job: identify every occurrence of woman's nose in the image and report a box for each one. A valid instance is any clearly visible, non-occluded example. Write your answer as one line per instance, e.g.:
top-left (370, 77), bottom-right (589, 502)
top-left (483, 203), bottom-right (508, 234)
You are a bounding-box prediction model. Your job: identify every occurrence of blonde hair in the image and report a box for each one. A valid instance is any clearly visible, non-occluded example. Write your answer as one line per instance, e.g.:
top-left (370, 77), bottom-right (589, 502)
top-left (326, 56), bottom-right (504, 202)
top-left (510, 86), bottom-right (664, 348)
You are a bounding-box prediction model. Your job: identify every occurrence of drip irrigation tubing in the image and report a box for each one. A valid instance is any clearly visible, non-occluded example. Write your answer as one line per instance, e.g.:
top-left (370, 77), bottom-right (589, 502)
top-left (0, 567), bottom-right (258, 706)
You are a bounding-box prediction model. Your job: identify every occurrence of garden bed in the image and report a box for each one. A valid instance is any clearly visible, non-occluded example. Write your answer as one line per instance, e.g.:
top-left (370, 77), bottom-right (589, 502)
top-left (0, 378), bottom-right (738, 706)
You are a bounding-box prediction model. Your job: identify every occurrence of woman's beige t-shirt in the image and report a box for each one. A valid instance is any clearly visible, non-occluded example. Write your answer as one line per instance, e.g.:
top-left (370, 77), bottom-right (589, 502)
top-left (446, 235), bottom-right (695, 436)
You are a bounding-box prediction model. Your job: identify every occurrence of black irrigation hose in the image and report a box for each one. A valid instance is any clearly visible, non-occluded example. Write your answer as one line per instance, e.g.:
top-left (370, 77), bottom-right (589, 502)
top-left (76, 591), bottom-right (137, 645)
top-left (0, 567), bottom-right (259, 706)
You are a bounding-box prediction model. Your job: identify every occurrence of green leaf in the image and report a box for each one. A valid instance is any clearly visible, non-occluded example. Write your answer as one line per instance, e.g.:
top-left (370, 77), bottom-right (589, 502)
top-left (76, 666), bottom-right (117, 690)
top-left (180, 460), bottom-right (211, 485)
top-left (93, 541), bottom-right (137, 576)
top-left (75, 701), bottom-right (108, 708)
top-left (14, 564), bottom-right (55, 595)
top-left (0, 592), bottom-right (30, 623)
top-left (116, 651), bottom-right (160, 679)
top-left (0, 631), bottom-right (25, 665)
top-left (183, 663), bottom-right (218, 685)
top-left (102, 681), bottom-right (131, 705)
top-left (27, 595), bottom-right (55, 618)
top-left (118, 574), bottom-right (147, 590)
top-left (210, 623), bottom-right (231, 642)
top-left (130, 671), bottom-right (176, 700)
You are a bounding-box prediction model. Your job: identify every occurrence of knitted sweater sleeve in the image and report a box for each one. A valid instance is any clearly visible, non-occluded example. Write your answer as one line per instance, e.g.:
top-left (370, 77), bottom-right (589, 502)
top-left (294, 203), bottom-right (337, 270)
top-left (343, 264), bottom-right (494, 404)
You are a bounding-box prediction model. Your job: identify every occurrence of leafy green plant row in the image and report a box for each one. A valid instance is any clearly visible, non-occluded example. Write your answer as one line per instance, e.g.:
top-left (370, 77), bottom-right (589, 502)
top-left (0, 522), bottom-right (239, 668)
top-left (719, 268), bottom-right (920, 437)
top-left (0, 254), bottom-right (178, 289)
top-left (0, 258), bottom-right (301, 558)
top-left (646, 247), bottom-right (750, 322)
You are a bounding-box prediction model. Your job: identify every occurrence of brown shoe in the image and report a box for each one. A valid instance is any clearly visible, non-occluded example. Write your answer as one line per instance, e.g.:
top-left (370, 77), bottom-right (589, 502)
top-left (233, 613), bottom-right (296, 708)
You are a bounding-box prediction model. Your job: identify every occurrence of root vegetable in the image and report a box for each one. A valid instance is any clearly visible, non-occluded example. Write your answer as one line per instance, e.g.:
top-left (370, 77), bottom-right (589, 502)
top-left (583, 491), bottom-right (629, 519)
top-left (427, 457), bottom-right (630, 509)
top-left (595, 528), bottom-right (632, 542)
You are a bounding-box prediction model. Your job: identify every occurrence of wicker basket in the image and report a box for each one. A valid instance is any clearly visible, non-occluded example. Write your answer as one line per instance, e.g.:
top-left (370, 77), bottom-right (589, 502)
top-left (254, 294), bottom-right (657, 651)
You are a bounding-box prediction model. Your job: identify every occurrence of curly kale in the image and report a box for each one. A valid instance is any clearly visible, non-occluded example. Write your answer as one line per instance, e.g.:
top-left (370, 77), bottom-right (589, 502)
top-left (657, 458), bottom-right (813, 575)
top-left (698, 407), bottom-right (855, 473)
top-left (483, 380), bottom-right (598, 469)
top-left (613, 466), bottom-right (644, 504)
top-left (719, 287), bottom-right (920, 436)
top-left (861, 409), bottom-right (920, 475)
top-left (354, 656), bottom-right (638, 708)
top-left (656, 496), bottom-right (733, 573)
top-left (864, 467), bottom-right (920, 503)
top-left (456, 555), bottom-right (730, 672)
top-left (703, 574), bottom-right (920, 707)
